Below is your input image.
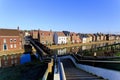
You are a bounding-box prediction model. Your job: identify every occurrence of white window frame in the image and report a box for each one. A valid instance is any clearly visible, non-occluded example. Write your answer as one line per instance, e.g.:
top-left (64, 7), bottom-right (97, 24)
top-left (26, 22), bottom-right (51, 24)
top-left (10, 39), bottom-right (12, 43)
top-left (3, 39), bottom-right (6, 43)
top-left (3, 44), bottom-right (8, 51)
top-left (14, 39), bottom-right (16, 42)
top-left (14, 44), bottom-right (16, 48)
top-left (10, 44), bottom-right (13, 48)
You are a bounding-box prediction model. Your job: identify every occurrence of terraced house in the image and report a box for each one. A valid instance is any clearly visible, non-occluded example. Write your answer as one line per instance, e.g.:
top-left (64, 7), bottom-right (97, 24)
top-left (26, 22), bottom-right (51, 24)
top-left (78, 34), bottom-right (88, 43)
top-left (63, 31), bottom-right (71, 44)
top-left (31, 30), bottom-right (39, 40)
top-left (54, 32), bottom-right (67, 44)
top-left (70, 32), bottom-right (81, 43)
top-left (0, 29), bottom-right (21, 51)
top-left (38, 30), bottom-right (53, 45)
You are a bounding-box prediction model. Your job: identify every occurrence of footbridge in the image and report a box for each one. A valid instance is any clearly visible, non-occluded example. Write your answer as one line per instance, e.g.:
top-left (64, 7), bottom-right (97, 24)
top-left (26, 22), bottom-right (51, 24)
top-left (61, 58), bottom-right (106, 80)
top-left (56, 55), bottom-right (120, 80)
top-left (24, 36), bottom-right (52, 61)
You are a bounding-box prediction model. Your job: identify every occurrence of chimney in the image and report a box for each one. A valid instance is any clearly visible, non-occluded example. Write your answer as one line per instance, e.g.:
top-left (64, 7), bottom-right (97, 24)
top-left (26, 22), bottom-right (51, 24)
top-left (17, 26), bottom-right (19, 30)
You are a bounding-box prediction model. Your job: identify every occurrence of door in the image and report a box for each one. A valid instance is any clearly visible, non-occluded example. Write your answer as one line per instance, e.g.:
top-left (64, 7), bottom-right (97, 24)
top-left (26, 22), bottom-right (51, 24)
top-left (3, 43), bottom-right (7, 51)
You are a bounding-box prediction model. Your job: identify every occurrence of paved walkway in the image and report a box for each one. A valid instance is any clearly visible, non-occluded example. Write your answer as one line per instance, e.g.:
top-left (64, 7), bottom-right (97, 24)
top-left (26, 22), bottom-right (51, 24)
top-left (61, 58), bottom-right (106, 80)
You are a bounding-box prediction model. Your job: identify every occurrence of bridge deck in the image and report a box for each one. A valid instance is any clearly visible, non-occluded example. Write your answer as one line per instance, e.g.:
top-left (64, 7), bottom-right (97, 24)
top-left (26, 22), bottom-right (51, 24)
top-left (61, 58), bottom-right (106, 80)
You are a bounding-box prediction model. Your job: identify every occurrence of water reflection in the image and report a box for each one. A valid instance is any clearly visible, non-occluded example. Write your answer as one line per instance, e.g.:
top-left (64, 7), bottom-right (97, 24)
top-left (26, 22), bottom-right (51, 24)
top-left (71, 47), bottom-right (80, 53)
top-left (82, 45), bottom-right (92, 50)
top-left (0, 53), bottom-right (32, 68)
top-left (0, 54), bottom-right (21, 68)
top-left (53, 42), bottom-right (120, 56)
top-left (58, 48), bottom-right (66, 55)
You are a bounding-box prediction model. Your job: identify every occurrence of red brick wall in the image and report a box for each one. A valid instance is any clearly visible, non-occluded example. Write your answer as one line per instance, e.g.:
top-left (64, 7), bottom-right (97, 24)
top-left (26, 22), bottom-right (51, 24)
top-left (39, 31), bottom-right (53, 44)
top-left (32, 31), bottom-right (38, 39)
top-left (0, 36), bottom-right (22, 51)
top-left (71, 35), bottom-right (81, 43)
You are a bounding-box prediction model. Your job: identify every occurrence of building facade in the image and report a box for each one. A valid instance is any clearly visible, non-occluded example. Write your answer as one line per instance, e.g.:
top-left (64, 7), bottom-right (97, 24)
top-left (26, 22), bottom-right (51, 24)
top-left (70, 32), bottom-right (81, 43)
top-left (54, 32), bottom-right (67, 44)
top-left (38, 30), bottom-right (53, 45)
top-left (87, 34), bottom-right (92, 42)
top-left (31, 30), bottom-right (39, 39)
top-left (63, 31), bottom-right (71, 44)
top-left (0, 29), bottom-right (21, 51)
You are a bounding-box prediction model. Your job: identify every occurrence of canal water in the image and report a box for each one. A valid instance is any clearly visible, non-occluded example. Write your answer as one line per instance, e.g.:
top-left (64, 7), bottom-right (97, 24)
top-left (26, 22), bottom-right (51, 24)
top-left (0, 41), bottom-right (120, 71)
top-left (51, 42), bottom-right (120, 71)
top-left (52, 42), bottom-right (117, 56)
top-left (0, 53), bottom-right (32, 68)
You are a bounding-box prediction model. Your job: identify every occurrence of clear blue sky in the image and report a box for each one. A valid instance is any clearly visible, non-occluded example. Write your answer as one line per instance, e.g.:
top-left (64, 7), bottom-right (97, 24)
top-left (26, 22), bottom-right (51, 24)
top-left (0, 0), bottom-right (120, 33)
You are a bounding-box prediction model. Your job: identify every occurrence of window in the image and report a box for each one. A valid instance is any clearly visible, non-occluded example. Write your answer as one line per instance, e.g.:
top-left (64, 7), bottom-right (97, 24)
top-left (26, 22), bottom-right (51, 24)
top-left (15, 60), bottom-right (17, 63)
top-left (11, 55), bottom-right (14, 59)
top-left (3, 56), bottom-right (8, 60)
top-left (3, 43), bottom-right (7, 50)
top-left (14, 44), bottom-right (16, 48)
top-left (42, 42), bottom-right (44, 44)
top-left (10, 39), bottom-right (12, 43)
top-left (14, 55), bottom-right (17, 58)
top-left (3, 39), bottom-right (6, 43)
top-left (49, 33), bottom-right (50, 36)
top-left (11, 60), bottom-right (14, 64)
top-left (4, 61), bottom-right (8, 66)
top-left (42, 36), bottom-right (44, 39)
top-left (14, 39), bottom-right (16, 42)
top-left (20, 42), bottom-right (21, 45)
top-left (10, 44), bottom-right (13, 48)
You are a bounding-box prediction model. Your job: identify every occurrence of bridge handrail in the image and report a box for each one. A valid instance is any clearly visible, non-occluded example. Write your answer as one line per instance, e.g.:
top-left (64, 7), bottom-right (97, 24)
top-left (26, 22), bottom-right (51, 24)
top-left (29, 39), bottom-right (47, 55)
top-left (58, 58), bottom-right (66, 80)
top-left (71, 54), bottom-right (120, 64)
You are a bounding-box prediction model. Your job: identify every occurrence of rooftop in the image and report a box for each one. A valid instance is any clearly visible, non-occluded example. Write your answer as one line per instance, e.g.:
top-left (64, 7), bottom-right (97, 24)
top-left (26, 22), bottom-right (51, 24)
top-left (0, 29), bottom-right (19, 36)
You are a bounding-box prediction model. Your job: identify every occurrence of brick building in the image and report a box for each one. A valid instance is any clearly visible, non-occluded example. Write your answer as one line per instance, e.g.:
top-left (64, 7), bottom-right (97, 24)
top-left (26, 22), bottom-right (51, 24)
top-left (38, 30), bottom-right (53, 45)
top-left (19, 30), bottom-right (26, 49)
top-left (31, 30), bottom-right (39, 40)
top-left (70, 32), bottom-right (81, 43)
top-left (0, 29), bottom-right (21, 51)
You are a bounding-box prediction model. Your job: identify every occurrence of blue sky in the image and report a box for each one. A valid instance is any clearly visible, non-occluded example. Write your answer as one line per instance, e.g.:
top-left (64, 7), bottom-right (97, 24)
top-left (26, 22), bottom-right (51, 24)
top-left (0, 0), bottom-right (120, 33)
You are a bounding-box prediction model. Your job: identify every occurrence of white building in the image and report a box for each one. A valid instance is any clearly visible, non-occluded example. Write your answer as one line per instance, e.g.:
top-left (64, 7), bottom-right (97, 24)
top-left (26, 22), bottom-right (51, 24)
top-left (82, 37), bottom-right (87, 43)
top-left (54, 32), bottom-right (67, 44)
